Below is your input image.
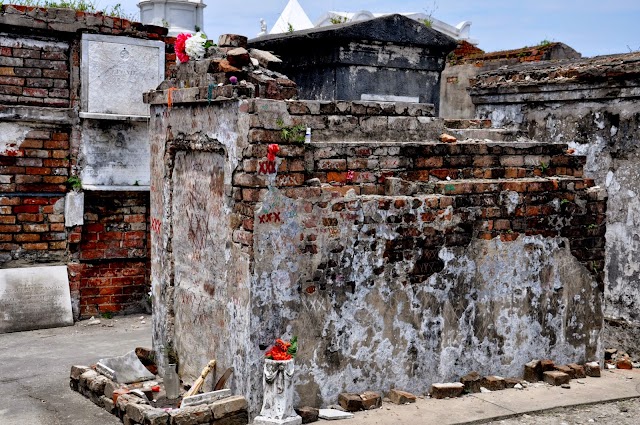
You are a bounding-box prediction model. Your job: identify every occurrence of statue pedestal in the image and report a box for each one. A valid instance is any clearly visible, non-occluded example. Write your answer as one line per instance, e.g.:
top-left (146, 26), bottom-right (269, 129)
top-left (253, 359), bottom-right (301, 425)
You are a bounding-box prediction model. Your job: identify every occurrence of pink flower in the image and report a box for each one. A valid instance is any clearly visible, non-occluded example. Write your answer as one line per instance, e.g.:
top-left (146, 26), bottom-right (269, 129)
top-left (175, 33), bottom-right (192, 63)
top-left (229, 76), bottom-right (238, 85)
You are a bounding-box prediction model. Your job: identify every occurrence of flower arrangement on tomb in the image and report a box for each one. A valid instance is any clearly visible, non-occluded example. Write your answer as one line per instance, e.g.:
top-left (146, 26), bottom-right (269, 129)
top-left (175, 31), bottom-right (212, 63)
top-left (265, 336), bottom-right (298, 361)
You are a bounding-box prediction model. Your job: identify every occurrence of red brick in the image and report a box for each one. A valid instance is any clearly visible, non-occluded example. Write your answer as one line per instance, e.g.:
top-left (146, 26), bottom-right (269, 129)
top-left (0, 216), bottom-right (16, 224)
top-left (23, 242), bottom-right (48, 250)
top-left (80, 250), bottom-right (105, 260)
top-left (22, 87), bottom-right (48, 97)
top-left (0, 197), bottom-right (20, 205)
top-left (25, 167), bottom-right (51, 175)
top-left (43, 176), bottom-right (67, 184)
top-left (0, 76), bottom-right (25, 85)
top-left (51, 132), bottom-right (69, 141)
top-left (326, 172), bottom-right (347, 184)
top-left (23, 223), bottom-right (48, 232)
top-left (85, 223), bottom-right (105, 232)
top-left (22, 198), bottom-right (49, 205)
top-left (15, 175), bottom-right (42, 184)
top-left (19, 139), bottom-right (43, 149)
top-left (16, 213), bottom-right (43, 222)
top-left (14, 233), bottom-right (40, 242)
top-left (44, 140), bottom-right (69, 149)
top-left (124, 214), bottom-right (145, 223)
top-left (0, 224), bottom-right (20, 232)
top-left (43, 159), bottom-right (69, 167)
top-left (98, 286), bottom-right (123, 296)
top-left (124, 231), bottom-right (145, 240)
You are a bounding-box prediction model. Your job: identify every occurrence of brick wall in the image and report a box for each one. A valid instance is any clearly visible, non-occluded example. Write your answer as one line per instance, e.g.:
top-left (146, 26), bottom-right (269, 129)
top-left (0, 5), bottom-right (173, 317)
top-left (149, 97), bottom-right (607, 409)
top-left (227, 99), bottom-right (605, 285)
top-left (0, 128), bottom-right (69, 265)
top-left (0, 36), bottom-right (70, 107)
top-left (67, 191), bottom-right (150, 317)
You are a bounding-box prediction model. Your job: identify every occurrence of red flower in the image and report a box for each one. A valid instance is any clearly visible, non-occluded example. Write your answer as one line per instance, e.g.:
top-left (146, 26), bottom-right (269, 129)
top-left (175, 33), bottom-right (192, 63)
top-left (267, 144), bottom-right (280, 161)
top-left (264, 337), bottom-right (296, 361)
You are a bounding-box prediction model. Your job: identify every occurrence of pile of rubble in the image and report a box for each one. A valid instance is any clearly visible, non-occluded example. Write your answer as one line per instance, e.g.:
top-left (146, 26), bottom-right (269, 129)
top-left (152, 34), bottom-right (298, 103)
top-left (69, 348), bottom-right (248, 425)
top-left (605, 348), bottom-right (640, 370)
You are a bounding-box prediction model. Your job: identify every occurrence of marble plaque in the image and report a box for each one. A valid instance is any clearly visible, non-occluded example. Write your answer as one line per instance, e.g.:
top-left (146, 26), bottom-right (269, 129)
top-left (80, 120), bottom-right (150, 188)
top-left (81, 34), bottom-right (165, 117)
top-left (0, 266), bottom-right (73, 334)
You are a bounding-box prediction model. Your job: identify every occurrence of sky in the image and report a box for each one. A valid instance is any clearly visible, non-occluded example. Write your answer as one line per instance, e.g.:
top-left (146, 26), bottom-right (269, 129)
top-left (112, 0), bottom-right (639, 57)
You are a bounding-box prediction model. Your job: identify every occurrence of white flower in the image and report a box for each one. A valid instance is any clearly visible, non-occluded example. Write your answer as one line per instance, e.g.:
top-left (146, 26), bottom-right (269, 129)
top-left (185, 31), bottom-right (208, 61)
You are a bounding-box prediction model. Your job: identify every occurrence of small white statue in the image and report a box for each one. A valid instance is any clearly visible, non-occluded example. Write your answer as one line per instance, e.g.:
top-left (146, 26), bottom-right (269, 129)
top-left (258, 18), bottom-right (268, 37)
top-left (253, 358), bottom-right (301, 425)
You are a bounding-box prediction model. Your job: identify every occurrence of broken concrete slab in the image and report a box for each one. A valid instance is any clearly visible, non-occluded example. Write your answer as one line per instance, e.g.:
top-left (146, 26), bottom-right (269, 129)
top-left (0, 265), bottom-right (73, 334)
top-left (318, 409), bottom-right (354, 420)
top-left (97, 350), bottom-right (155, 384)
top-left (181, 389), bottom-right (231, 407)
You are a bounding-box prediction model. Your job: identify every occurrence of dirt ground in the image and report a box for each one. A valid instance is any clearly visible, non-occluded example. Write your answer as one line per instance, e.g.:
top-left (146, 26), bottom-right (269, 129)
top-left (487, 398), bottom-right (640, 424)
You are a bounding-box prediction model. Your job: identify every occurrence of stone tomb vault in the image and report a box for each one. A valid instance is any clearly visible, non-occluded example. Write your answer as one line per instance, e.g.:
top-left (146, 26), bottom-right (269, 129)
top-left (148, 95), bottom-right (606, 414)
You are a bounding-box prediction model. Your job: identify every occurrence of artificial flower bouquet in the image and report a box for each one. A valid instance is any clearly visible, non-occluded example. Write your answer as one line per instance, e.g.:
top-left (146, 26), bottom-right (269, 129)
top-left (265, 336), bottom-right (298, 361)
top-left (175, 31), bottom-right (213, 63)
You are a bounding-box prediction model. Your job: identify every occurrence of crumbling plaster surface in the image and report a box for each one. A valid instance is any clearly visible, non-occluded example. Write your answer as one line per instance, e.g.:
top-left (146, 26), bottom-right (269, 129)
top-left (149, 97), bottom-right (604, 414)
top-left (0, 122), bottom-right (31, 156)
top-left (505, 104), bottom-right (638, 324)
top-left (150, 100), bottom-right (254, 393)
top-left (472, 71), bottom-right (640, 324)
top-left (251, 187), bottom-right (602, 408)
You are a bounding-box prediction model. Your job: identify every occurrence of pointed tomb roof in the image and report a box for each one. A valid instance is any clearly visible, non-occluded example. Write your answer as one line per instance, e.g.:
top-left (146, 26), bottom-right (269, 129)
top-left (269, 0), bottom-right (314, 34)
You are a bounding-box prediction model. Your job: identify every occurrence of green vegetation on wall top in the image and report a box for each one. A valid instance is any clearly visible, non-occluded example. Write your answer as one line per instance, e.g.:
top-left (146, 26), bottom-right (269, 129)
top-left (0, 0), bottom-right (137, 20)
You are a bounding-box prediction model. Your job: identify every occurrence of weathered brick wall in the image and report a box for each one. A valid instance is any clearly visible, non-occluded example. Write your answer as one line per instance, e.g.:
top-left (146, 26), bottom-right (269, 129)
top-left (67, 192), bottom-right (150, 316)
top-left (0, 36), bottom-right (70, 107)
top-left (469, 52), bottom-right (640, 324)
top-left (231, 101), bottom-right (605, 284)
top-left (0, 5), bottom-right (173, 318)
top-left (0, 127), bottom-right (69, 265)
top-left (147, 95), bottom-right (606, 412)
top-left (439, 42), bottom-right (581, 119)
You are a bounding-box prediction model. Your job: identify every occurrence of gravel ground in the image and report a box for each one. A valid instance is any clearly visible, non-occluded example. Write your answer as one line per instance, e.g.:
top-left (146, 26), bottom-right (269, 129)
top-left (487, 398), bottom-right (640, 424)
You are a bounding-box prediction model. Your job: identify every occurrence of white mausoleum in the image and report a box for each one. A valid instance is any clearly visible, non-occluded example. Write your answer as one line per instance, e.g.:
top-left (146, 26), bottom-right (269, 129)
top-left (138, 0), bottom-right (206, 36)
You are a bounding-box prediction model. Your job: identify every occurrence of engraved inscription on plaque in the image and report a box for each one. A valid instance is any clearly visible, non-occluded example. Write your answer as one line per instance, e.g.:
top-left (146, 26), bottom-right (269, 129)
top-left (0, 266), bottom-right (73, 334)
top-left (81, 34), bottom-right (165, 116)
top-left (80, 120), bottom-right (150, 187)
